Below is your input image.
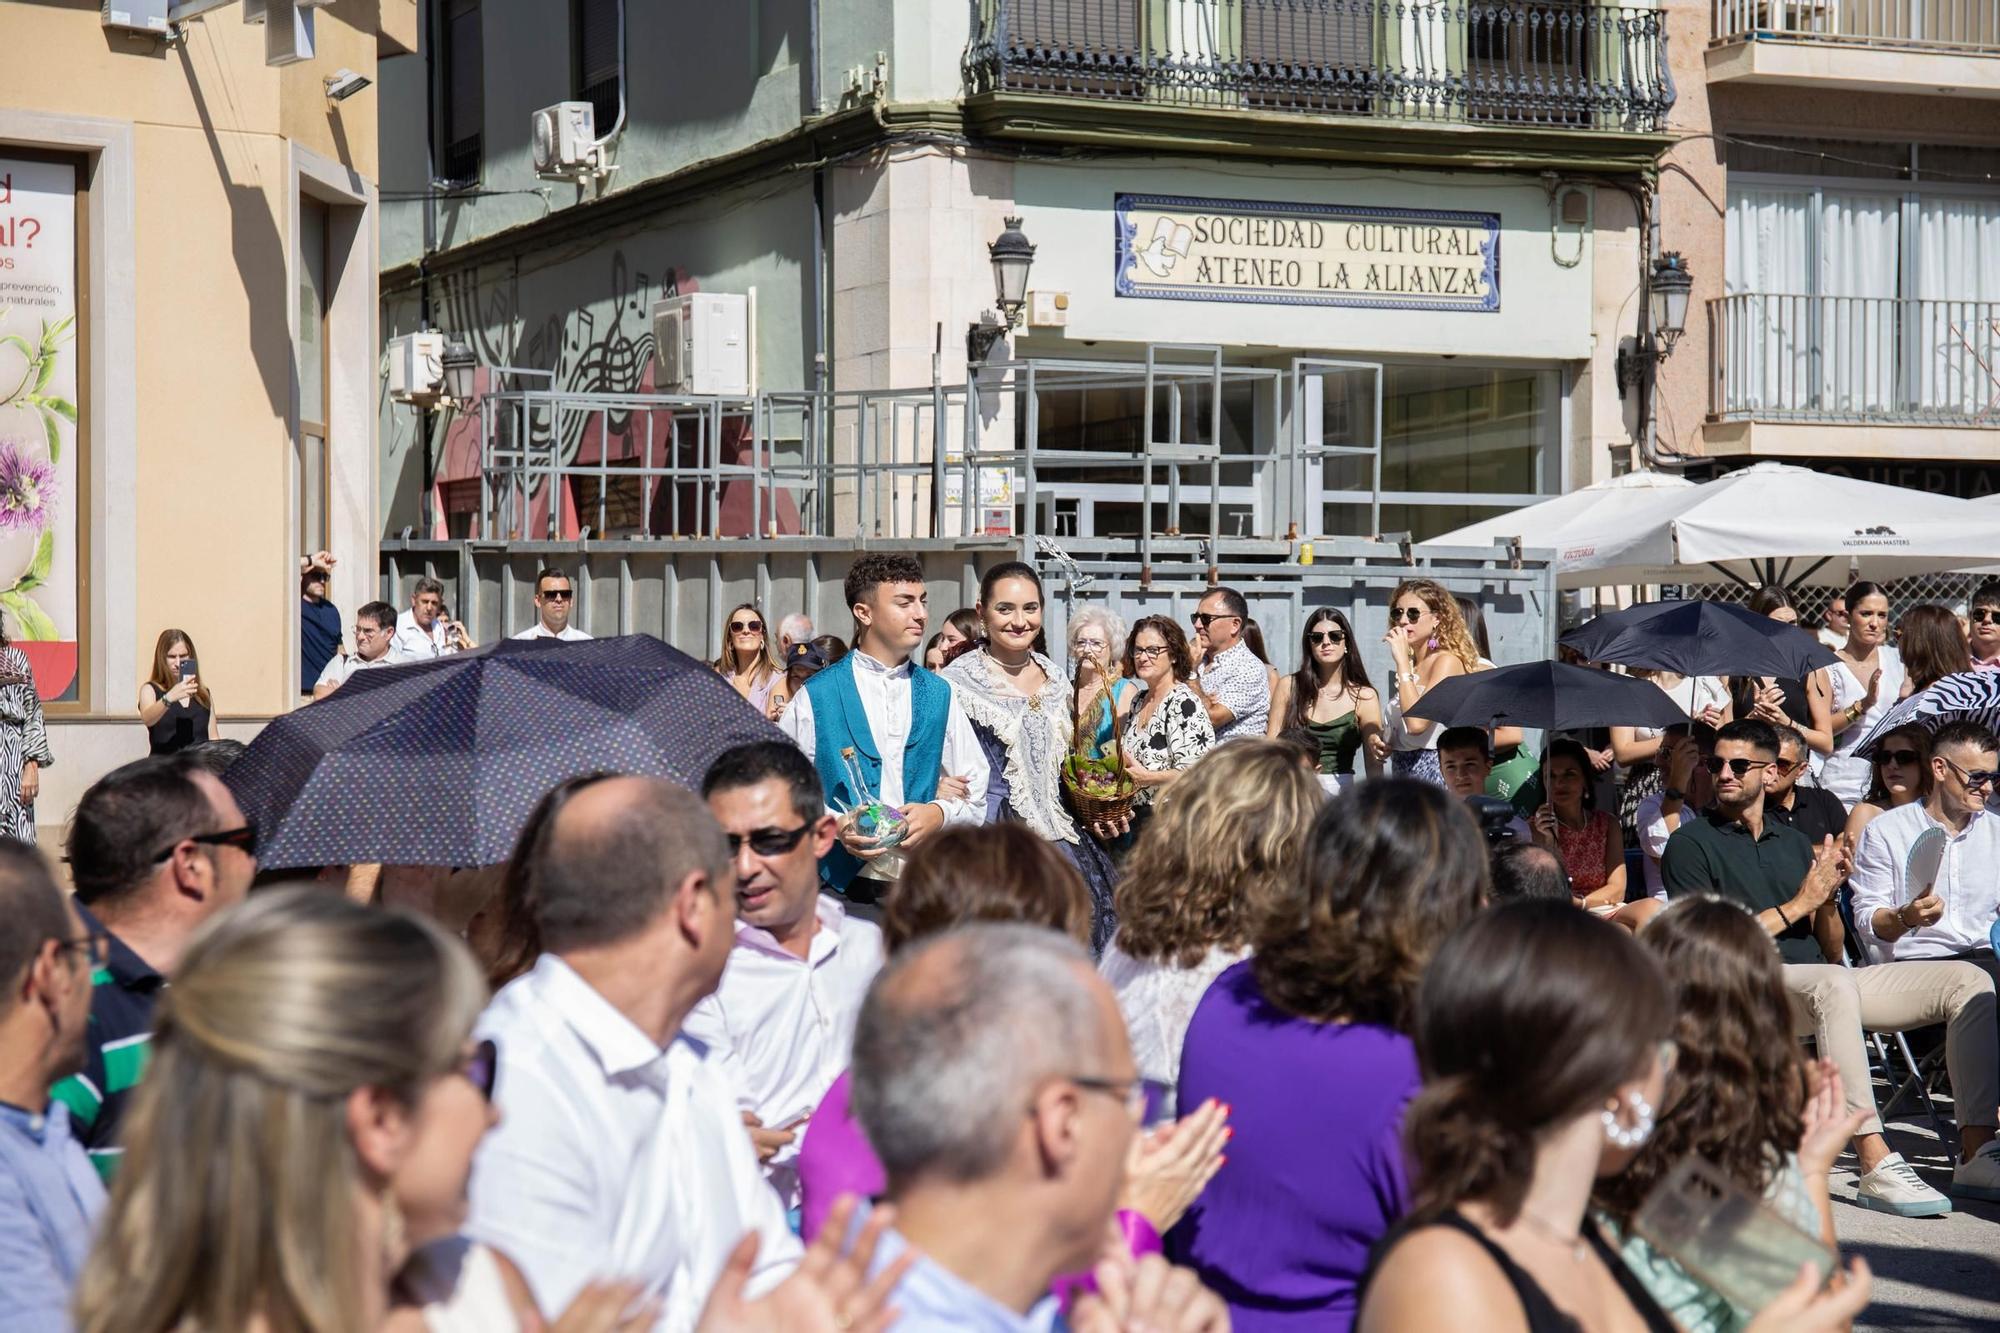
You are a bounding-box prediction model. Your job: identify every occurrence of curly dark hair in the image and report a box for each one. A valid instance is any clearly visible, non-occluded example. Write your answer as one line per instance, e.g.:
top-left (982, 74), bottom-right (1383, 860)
top-left (1252, 779), bottom-right (1489, 1032)
top-left (1593, 897), bottom-right (1807, 1229)
top-left (1112, 741), bottom-right (1319, 968)
top-left (844, 552), bottom-right (926, 612)
top-left (1120, 615), bottom-right (1195, 683)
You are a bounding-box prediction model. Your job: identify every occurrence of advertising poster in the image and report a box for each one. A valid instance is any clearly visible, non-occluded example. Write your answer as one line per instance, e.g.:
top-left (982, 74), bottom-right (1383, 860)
top-left (0, 156), bottom-right (79, 702)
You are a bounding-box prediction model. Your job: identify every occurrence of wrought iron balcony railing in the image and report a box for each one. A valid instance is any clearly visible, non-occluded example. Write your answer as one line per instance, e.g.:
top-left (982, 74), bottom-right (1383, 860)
top-left (1713, 0), bottom-right (2000, 53)
top-left (1709, 293), bottom-right (2000, 425)
top-left (966, 0), bottom-right (1675, 132)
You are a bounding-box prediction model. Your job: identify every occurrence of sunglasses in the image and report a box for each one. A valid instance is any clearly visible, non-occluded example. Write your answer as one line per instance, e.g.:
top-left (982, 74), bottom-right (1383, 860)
top-left (151, 823), bottom-right (258, 863)
top-left (460, 1038), bottom-right (498, 1101)
top-left (1309, 630), bottom-right (1347, 645)
top-left (725, 824), bottom-right (812, 857)
top-left (1938, 753), bottom-right (2000, 791)
top-left (1392, 606), bottom-right (1426, 623)
top-left (538, 588), bottom-right (573, 601)
top-left (1876, 748), bottom-right (1923, 767)
top-left (1704, 757), bottom-right (1771, 777)
top-left (730, 620), bottom-right (765, 634)
top-left (1190, 612), bottom-right (1240, 628)
top-left (1974, 608), bottom-right (2000, 625)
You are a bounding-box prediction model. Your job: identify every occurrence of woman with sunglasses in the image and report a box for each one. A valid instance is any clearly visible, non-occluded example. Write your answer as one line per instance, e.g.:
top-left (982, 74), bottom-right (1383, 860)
top-left (1270, 607), bottom-right (1382, 785)
top-left (1823, 581), bottom-right (1909, 809)
top-left (1841, 723), bottom-right (1931, 850)
top-left (1376, 579), bottom-right (1483, 785)
top-left (712, 603), bottom-right (784, 718)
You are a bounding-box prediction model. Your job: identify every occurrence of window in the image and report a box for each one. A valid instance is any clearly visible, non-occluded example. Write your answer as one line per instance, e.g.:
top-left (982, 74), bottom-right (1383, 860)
top-left (297, 197), bottom-right (331, 559)
top-left (439, 0), bottom-right (483, 182)
top-left (572, 0), bottom-right (622, 134)
top-left (1722, 140), bottom-right (2000, 419)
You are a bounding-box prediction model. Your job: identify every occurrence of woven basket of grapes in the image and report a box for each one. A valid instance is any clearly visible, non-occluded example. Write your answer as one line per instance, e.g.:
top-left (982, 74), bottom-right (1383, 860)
top-left (1062, 751), bottom-right (1136, 826)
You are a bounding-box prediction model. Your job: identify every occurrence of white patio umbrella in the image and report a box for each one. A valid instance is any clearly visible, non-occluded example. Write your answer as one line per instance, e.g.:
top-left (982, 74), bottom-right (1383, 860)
top-left (1431, 462), bottom-right (2000, 589)
top-left (1419, 470), bottom-right (1696, 577)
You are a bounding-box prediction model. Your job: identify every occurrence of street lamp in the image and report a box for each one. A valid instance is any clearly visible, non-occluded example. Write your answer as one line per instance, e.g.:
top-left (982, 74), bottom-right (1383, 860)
top-left (1616, 251), bottom-right (1694, 395)
top-left (440, 338), bottom-right (479, 406)
top-left (968, 216), bottom-right (1037, 364)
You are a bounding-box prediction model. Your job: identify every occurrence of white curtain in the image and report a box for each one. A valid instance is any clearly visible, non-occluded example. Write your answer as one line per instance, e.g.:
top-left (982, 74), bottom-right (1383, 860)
top-left (1913, 196), bottom-right (2000, 416)
top-left (1725, 187), bottom-right (1811, 413)
top-left (1817, 191), bottom-right (1901, 415)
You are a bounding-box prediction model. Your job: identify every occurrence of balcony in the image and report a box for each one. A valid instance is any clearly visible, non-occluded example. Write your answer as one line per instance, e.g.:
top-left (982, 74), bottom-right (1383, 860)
top-left (963, 0), bottom-right (1676, 150)
top-left (1706, 293), bottom-right (2000, 458)
top-left (1709, 0), bottom-right (2000, 96)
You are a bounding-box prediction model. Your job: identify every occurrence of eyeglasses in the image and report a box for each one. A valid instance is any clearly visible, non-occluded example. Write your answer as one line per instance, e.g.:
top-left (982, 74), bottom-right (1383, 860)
top-left (1703, 757), bottom-right (1771, 777)
top-left (1309, 630), bottom-right (1347, 645)
top-left (1392, 606), bottom-right (1426, 623)
top-left (538, 588), bottom-right (573, 601)
top-left (355, 625), bottom-right (389, 639)
top-left (1190, 612), bottom-right (1240, 628)
top-left (730, 619), bottom-right (765, 634)
top-left (62, 924), bottom-right (109, 968)
top-left (1132, 644), bottom-right (1168, 660)
top-left (724, 824), bottom-right (813, 857)
top-left (151, 823), bottom-right (258, 863)
top-left (1974, 608), bottom-right (2000, 625)
top-left (1876, 748), bottom-right (1923, 767)
top-left (1937, 753), bottom-right (2000, 791)
top-left (1068, 1074), bottom-right (1151, 1121)
top-left (459, 1038), bottom-right (498, 1102)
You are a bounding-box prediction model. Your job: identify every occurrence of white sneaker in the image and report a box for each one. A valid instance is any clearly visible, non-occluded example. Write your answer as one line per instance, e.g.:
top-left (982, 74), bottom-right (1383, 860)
top-left (1951, 1139), bottom-right (2000, 1202)
top-left (1856, 1152), bottom-right (1953, 1217)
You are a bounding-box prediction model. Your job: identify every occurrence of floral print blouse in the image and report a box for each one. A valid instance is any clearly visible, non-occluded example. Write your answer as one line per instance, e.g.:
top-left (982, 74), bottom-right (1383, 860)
top-left (1122, 680), bottom-right (1216, 806)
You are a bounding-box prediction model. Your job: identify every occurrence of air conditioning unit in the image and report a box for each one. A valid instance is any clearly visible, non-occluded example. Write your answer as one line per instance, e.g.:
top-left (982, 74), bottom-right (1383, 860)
top-left (101, 0), bottom-right (168, 33)
top-left (387, 331), bottom-right (446, 405)
top-left (532, 102), bottom-right (600, 179)
top-left (652, 295), bottom-right (750, 397)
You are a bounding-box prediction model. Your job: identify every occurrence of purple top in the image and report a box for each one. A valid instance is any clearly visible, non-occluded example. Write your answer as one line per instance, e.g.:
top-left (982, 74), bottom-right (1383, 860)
top-left (1170, 961), bottom-right (1419, 1333)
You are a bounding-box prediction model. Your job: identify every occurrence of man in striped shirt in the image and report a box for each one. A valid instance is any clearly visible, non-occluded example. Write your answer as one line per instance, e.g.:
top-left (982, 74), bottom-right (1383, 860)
top-left (50, 755), bottom-right (257, 1180)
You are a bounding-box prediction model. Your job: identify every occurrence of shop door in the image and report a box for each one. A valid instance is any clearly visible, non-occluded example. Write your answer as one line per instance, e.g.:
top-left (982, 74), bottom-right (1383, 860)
top-left (1291, 358), bottom-right (1384, 539)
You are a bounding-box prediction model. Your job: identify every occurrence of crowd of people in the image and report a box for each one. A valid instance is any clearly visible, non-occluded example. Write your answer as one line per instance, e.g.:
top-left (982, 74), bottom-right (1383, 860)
top-left (11, 552), bottom-right (2000, 1330)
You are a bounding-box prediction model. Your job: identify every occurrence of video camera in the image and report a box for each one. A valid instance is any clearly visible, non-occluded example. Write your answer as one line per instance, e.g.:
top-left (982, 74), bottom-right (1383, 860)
top-left (1465, 794), bottom-right (1521, 848)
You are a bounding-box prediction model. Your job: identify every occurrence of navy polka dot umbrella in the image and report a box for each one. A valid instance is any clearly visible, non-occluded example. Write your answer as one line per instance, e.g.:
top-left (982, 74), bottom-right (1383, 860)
top-left (224, 634), bottom-right (785, 869)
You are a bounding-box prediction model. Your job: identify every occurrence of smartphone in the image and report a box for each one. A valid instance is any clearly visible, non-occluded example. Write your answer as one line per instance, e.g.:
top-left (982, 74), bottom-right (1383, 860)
top-left (1630, 1156), bottom-right (1835, 1317)
top-left (178, 659), bottom-right (197, 680)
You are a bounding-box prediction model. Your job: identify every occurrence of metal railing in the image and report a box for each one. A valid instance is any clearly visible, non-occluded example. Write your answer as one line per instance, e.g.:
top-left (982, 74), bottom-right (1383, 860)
top-left (965, 0), bottom-right (1674, 132)
top-left (1708, 293), bottom-right (2000, 424)
top-left (1713, 0), bottom-right (2000, 51)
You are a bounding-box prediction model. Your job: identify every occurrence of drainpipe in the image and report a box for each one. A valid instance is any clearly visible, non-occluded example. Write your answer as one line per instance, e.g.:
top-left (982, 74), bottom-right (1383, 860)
top-left (419, 0), bottom-right (441, 539)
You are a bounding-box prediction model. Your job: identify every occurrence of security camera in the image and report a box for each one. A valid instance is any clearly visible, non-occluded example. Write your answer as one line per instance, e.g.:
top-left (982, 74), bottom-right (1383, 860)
top-left (323, 69), bottom-right (372, 102)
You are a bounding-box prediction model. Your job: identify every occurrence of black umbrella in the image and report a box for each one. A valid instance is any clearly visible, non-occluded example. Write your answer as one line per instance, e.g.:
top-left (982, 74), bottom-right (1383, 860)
top-left (1559, 599), bottom-right (1837, 679)
top-left (1407, 661), bottom-right (1691, 732)
top-left (225, 634), bottom-right (786, 869)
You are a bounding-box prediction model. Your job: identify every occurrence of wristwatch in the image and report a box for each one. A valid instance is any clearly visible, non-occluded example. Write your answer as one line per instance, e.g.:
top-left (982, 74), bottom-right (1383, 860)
top-left (1662, 787), bottom-right (1685, 802)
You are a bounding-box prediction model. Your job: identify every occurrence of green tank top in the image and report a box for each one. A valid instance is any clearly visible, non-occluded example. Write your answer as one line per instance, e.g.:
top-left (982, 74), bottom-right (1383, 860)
top-left (1305, 712), bottom-right (1363, 776)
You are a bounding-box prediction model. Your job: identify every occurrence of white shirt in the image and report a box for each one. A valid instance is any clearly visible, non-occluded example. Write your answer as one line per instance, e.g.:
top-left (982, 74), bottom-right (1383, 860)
top-left (390, 607), bottom-right (460, 663)
top-left (1818, 626), bottom-right (1846, 651)
top-left (312, 650), bottom-right (391, 692)
top-left (777, 650), bottom-right (990, 826)
top-left (1634, 791), bottom-right (1683, 902)
top-left (1848, 798), bottom-right (2000, 962)
top-left (1824, 647), bottom-right (1908, 808)
top-left (466, 955), bottom-right (800, 1332)
top-left (512, 622), bottom-right (593, 641)
top-left (1618, 676), bottom-right (1731, 779)
top-left (681, 898), bottom-right (883, 1206)
top-left (1099, 940), bottom-right (1247, 1120)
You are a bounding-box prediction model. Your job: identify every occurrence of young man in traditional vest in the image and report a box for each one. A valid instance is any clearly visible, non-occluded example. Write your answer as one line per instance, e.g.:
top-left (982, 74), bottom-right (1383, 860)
top-left (778, 552), bottom-right (989, 902)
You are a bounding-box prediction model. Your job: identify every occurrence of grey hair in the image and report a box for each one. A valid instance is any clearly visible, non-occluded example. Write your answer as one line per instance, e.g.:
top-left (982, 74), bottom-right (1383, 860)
top-left (852, 923), bottom-right (1104, 1185)
top-left (1771, 723), bottom-right (1807, 759)
top-left (413, 576), bottom-right (445, 599)
top-left (778, 612), bottom-right (814, 643)
top-left (1067, 604), bottom-right (1127, 658)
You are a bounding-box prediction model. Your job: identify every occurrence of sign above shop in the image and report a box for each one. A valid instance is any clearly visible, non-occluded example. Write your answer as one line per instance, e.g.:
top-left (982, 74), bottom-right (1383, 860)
top-left (1114, 193), bottom-right (1500, 313)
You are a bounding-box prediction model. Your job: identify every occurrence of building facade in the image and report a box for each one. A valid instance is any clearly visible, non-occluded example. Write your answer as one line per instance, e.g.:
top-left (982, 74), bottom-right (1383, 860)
top-left (1, 0), bottom-right (401, 826)
top-left (1657, 0), bottom-right (2000, 496)
top-left (379, 0), bottom-right (1685, 576)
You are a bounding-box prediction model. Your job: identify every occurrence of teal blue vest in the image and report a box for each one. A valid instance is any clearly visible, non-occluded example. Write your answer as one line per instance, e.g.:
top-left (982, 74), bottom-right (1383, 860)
top-left (803, 652), bottom-right (951, 891)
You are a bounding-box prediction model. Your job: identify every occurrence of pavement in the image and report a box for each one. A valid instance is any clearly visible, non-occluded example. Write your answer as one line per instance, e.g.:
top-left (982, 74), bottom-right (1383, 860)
top-left (1827, 1103), bottom-right (2000, 1331)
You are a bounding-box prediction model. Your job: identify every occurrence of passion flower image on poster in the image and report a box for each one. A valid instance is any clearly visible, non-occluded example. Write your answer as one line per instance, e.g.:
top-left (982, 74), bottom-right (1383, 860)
top-left (0, 156), bottom-right (80, 702)
top-left (1115, 193), bottom-right (1500, 313)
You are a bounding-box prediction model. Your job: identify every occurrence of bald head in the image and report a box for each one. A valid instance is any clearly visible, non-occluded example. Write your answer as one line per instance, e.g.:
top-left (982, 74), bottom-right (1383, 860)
top-left (852, 923), bottom-right (1113, 1186)
top-left (531, 775), bottom-right (730, 953)
top-left (1489, 841), bottom-right (1572, 904)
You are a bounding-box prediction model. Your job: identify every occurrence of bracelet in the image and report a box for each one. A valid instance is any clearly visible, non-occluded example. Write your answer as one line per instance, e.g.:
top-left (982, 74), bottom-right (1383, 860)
top-left (1775, 903), bottom-right (1791, 928)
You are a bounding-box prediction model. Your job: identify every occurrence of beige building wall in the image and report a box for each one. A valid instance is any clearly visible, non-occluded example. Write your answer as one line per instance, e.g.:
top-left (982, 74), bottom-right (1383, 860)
top-left (0, 2), bottom-right (389, 836)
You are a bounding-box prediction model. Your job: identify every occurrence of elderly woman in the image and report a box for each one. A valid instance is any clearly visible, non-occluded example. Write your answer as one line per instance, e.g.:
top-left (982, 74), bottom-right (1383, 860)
top-left (1070, 604), bottom-right (1138, 761)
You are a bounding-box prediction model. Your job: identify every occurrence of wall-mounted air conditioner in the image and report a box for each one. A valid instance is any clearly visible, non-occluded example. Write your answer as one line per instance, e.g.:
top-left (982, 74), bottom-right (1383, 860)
top-left (652, 295), bottom-right (750, 397)
top-left (101, 0), bottom-right (168, 33)
top-left (387, 332), bottom-right (446, 405)
top-left (531, 102), bottom-right (600, 179)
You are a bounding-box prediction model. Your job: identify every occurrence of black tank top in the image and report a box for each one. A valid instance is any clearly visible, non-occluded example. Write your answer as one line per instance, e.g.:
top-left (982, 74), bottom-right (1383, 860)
top-left (1360, 1210), bottom-right (1678, 1333)
top-left (147, 692), bottom-right (210, 755)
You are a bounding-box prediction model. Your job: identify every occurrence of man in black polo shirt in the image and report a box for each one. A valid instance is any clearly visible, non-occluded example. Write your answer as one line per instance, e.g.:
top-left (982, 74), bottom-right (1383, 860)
top-left (1662, 719), bottom-right (1999, 1217)
top-left (48, 755), bottom-right (257, 1181)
